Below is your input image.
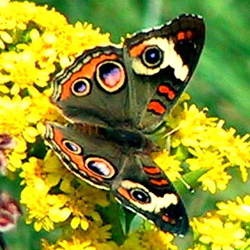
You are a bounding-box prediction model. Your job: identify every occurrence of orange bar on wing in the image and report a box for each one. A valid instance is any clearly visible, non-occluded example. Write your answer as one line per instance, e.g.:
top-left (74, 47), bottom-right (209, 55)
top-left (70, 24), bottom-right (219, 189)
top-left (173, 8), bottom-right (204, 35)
top-left (117, 187), bottom-right (131, 201)
top-left (147, 100), bottom-right (166, 115)
top-left (161, 214), bottom-right (170, 222)
top-left (158, 85), bottom-right (176, 100)
top-left (177, 30), bottom-right (193, 41)
top-left (150, 178), bottom-right (168, 186)
top-left (143, 166), bottom-right (161, 174)
top-left (177, 31), bottom-right (186, 40)
top-left (129, 43), bottom-right (147, 57)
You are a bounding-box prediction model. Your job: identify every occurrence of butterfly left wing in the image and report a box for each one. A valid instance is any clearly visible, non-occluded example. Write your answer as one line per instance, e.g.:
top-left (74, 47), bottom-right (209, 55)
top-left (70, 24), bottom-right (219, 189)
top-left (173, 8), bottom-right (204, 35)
top-left (44, 123), bottom-right (188, 235)
top-left (112, 153), bottom-right (188, 235)
top-left (123, 14), bottom-right (205, 132)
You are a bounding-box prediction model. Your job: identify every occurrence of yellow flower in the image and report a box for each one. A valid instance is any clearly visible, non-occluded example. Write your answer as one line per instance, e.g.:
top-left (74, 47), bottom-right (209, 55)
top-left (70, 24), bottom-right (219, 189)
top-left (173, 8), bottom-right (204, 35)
top-left (20, 151), bottom-right (74, 188)
top-left (0, 50), bottom-right (52, 95)
top-left (43, 151), bottom-right (74, 188)
top-left (0, 91), bottom-right (60, 172)
top-left (186, 148), bottom-right (231, 193)
top-left (0, 95), bottom-right (31, 136)
top-left (216, 195), bottom-right (250, 223)
top-left (0, 93), bottom-right (56, 145)
top-left (197, 166), bottom-right (232, 194)
top-left (121, 228), bottom-right (178, 250)
top-left (47, 237), bottom-right (95, 250)
top-left (66, 183), bottom-right (109, 231)
top-left (164, 99), bottom-right (250, 193)
top-left (83, 223), bottom-right (113, 245)
top-left (6, 136), bottom-right (27, 172)
top-left (19, 157), bottom-right (45, 186)
top-left (167, 103), bottom-right (217, 148)
top-left (191, 213), bottom-right (246, 250)
top-left (42, 223), bottom-right (118, 250)
top-left (223, 130), bottom-right (250, 181)
top-left (152, 150), bottom-right (183, 181)
top-left (20, 178), bottom-right (70, 231)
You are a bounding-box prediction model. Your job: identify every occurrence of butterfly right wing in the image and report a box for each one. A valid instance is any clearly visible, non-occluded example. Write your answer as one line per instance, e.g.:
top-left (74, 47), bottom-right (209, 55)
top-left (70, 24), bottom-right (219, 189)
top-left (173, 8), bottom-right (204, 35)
top-left (123, 14), bottom-right (205, 132)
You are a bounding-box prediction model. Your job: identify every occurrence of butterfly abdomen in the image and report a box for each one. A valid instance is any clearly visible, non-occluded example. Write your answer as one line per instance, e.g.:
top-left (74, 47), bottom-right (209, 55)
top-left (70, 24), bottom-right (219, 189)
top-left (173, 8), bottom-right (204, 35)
top-left (71, 122), bottom-right (147, 151)
top-left (98, 127), bottom-right (147, 151)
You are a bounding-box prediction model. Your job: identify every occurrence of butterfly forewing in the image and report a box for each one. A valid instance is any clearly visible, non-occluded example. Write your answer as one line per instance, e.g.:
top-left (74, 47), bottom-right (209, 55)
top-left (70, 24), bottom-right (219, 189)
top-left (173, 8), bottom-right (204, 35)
top-left (52, 46), bottom-right (133, 128)
top-left (112, 154), bottom-right (189, 235)
top-left (123, 14), bottom-right (205, 132)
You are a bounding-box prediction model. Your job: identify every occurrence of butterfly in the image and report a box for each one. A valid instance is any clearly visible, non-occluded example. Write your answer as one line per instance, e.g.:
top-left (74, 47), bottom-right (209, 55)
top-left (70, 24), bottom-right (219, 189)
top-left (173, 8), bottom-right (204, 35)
top-left (44, 14), bottom-right (205, 236)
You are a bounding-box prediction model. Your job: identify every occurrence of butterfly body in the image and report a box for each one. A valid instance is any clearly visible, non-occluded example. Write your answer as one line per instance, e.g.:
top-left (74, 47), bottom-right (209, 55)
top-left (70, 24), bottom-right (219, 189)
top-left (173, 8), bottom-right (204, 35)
top-left (45, 14), bottom-right (205, 236)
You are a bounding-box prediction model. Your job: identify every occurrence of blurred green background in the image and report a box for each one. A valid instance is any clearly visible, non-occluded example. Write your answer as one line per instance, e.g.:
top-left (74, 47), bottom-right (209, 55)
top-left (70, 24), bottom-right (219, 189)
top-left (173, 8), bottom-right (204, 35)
top-left (2, 0), bottom-right (250, 249)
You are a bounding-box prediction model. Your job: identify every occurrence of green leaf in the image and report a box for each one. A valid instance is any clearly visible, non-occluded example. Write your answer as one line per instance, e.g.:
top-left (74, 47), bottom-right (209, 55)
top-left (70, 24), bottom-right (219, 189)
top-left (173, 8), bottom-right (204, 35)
top-left (97, 199), bottom-right (126, 244)
top-left (129, 215), bottom-right (144, 233)
top-left (174, 169), bottom-right (209, 193)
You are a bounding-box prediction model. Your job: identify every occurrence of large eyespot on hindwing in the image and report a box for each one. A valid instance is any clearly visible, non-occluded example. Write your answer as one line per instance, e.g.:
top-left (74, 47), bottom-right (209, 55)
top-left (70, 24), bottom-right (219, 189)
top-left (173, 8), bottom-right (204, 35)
top-left (95, 60), bottom-right (126, 93)
top-left (84, 156), bottom-right (117, 179)
top-left (70, 78), bottom-right (92, 97)
top-left (141, 45), bottom-right (163, 68)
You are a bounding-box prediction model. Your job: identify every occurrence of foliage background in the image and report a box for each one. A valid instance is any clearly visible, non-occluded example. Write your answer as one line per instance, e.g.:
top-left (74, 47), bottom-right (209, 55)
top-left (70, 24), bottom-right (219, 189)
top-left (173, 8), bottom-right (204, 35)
top-left (2, 0), bottom-right (250, 249)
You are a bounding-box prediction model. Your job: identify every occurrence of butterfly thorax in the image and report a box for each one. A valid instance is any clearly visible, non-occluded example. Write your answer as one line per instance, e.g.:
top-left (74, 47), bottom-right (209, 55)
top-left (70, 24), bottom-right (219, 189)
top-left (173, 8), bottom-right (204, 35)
top-left (74, 122), bottom-right (156, 154)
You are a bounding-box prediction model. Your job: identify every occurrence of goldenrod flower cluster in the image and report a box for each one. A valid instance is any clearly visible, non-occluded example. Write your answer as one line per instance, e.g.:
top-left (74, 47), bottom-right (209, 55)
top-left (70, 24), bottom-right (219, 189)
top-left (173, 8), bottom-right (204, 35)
top-left (154, 96), bottom-right (250, 194)
top-left (190, 195), bottom-right (250, 250)
top-left (0, 1), bottom-right (249, 249)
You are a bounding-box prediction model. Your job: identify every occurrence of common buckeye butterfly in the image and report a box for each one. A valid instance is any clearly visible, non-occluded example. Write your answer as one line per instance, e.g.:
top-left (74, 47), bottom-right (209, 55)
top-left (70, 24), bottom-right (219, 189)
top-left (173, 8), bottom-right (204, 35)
top-left (44, 14), bottom-right (205, 236)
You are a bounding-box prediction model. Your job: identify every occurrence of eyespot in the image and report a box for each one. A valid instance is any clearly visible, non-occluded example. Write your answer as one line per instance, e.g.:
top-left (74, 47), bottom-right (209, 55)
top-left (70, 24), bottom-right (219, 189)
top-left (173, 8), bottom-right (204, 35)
top-left (71, 78), bottom-right (91, 96)
top-left (130, 188), bottom-right (151, 204)
top-left (96, 60), bottom-right (126, 93)
top-left (62, 140), bottom-right (82, 154)
top-left (85, 156), bottom-right (116, 179)
top-left (141, 46), bottom-right (163, 68)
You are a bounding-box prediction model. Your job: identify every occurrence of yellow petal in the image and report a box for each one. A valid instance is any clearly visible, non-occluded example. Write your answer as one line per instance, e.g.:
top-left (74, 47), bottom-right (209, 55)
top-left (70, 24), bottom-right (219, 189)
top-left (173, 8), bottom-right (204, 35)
top-left (71, 216), bottom-right (80, 229)
top-left (80, 218), bottom-right (89, 230)
top-left (0, 31), bottom-right (13, 43)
